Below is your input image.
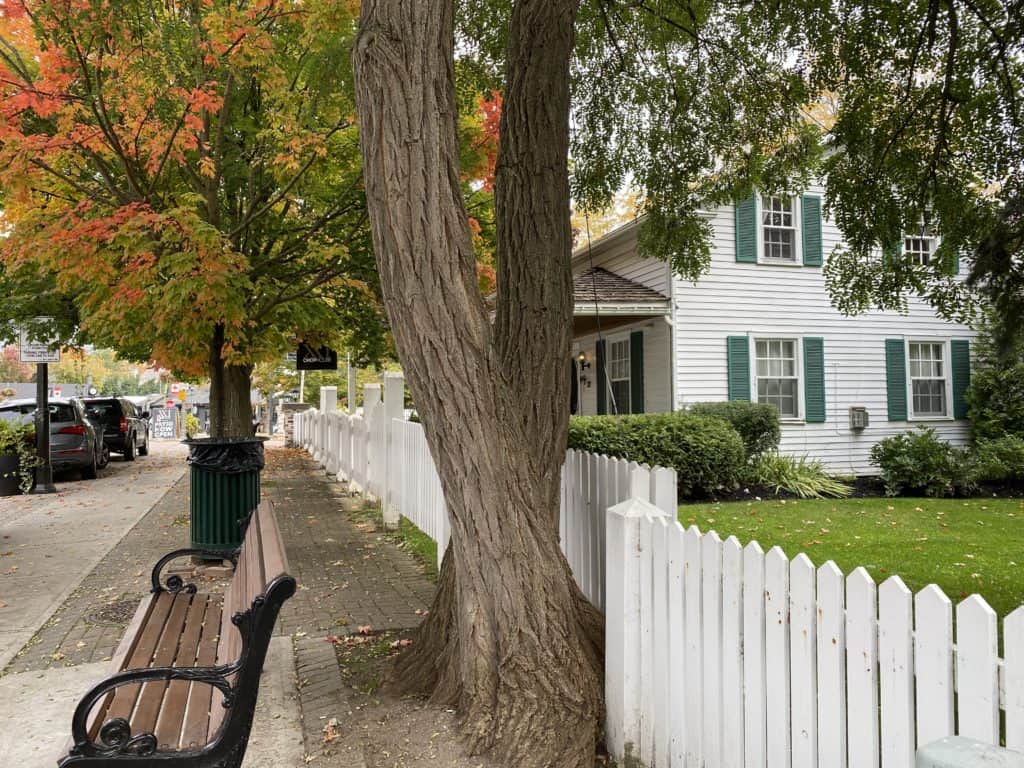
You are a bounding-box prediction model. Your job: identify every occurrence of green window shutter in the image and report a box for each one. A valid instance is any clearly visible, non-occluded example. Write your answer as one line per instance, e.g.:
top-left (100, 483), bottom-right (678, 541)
top-left (596, 340), bottom-right (607, 415)
top-left (885, 339), bottom-right (908, 421)
top-left (951, 339), bottom-right (971, 419)
top-left (630, 331), bottom-right (644, 414)
top-left (569, 359), bottom-right (579, 415)
top-left (734, 195), bottom-right (757, 263)
top-left (882, 239), bottom-right (901, 267)
top-left (801, 195), bottom-right (823, 266)
top-left (803, 337), bottom-right (826, 422)
top-left (727, 336), bottom-right (751, 401)
top-left (941, 248), bottom-right (960, 276)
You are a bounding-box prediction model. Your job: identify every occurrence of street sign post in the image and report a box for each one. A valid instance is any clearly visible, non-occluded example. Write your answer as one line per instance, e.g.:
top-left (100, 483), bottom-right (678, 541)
top-left (21, 318), bottom-right (58, 494)
top-left (31, 363), bottom-right (56, 494)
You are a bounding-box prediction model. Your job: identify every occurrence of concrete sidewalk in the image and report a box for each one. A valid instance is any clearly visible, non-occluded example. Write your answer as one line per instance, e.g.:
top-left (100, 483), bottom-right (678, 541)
top-left (0, 441), bottom-right (189, 671)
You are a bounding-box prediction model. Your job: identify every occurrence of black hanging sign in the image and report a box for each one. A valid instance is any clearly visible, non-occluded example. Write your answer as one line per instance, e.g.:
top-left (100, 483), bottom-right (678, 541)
top-left (296, 343), bottom-right (338, 370)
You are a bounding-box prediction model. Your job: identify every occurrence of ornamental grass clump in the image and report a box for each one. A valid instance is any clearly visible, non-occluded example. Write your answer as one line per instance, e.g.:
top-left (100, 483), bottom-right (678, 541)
top-left (749, 452), bottom-right (852, 499)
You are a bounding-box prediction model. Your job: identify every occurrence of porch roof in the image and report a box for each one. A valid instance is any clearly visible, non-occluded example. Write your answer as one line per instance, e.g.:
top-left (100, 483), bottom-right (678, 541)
top-left (573, 268), bottom-right (670, 316)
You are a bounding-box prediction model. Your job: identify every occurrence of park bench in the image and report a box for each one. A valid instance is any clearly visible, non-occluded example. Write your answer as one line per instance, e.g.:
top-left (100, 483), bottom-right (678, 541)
top-left (57, 501), bottom-right (295, 768)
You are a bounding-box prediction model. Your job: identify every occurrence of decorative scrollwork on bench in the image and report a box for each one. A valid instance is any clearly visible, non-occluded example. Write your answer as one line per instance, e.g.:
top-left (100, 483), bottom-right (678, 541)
top-left (150, 547), bottom-right (240, 594)
top-left (94, 718), bottom-right (157, 758)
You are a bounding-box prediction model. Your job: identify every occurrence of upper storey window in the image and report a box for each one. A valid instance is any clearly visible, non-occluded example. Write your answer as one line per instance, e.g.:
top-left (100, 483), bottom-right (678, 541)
top-left (762, 196), bottom-right (797, 262)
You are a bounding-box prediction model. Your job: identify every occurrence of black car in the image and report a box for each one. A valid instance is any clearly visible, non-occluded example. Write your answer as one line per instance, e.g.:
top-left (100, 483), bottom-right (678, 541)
top-left (82, 397), bottom-right (150, 461)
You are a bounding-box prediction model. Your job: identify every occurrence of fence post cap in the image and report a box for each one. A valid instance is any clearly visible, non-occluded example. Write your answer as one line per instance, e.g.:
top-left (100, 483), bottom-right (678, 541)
top-left (916, 737), bottom-right (1024, 768)
top-left (608, 496), bottom-right (667, 520)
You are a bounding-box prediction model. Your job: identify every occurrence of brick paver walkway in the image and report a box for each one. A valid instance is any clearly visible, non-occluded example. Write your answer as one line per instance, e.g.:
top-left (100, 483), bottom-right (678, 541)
top-left (4, 443), bottom-right (437, 766)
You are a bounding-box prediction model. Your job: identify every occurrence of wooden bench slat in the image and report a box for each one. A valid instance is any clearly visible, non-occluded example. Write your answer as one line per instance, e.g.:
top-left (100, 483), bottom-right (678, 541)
top-left (208, 582), bottom-right (239, 742)
top-left (100, 591), bottom-right (178, 733)
top-left (131, 592), bottom-right (193, 735)
top-left (258, 502), bottom-right (289, 582)
top-left (244, 514), bottom-right (264, 609)
top-left (180, 595), bottom-right (222, 751)
top-left (154, 594), bottom-right (208, 749)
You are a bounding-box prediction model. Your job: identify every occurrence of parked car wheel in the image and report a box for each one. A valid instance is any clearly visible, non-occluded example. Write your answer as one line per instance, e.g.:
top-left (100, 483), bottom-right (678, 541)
top-left (138, 433), bottom-right (149, 456)
top-left (97, 443), bottom-right (110, 470)
top-left (81, 453), bottom-right (98, 480)
top-left (123, 436), bottom-right (136, 462)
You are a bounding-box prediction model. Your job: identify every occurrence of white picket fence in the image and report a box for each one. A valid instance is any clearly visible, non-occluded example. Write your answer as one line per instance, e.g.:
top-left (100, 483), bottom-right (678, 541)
top-left (296, 381), bottom-right (1024, 768)
top-left (607, 494), bottom-right (1024, 768)
top-left (296, 396), bottom-right (679, 601)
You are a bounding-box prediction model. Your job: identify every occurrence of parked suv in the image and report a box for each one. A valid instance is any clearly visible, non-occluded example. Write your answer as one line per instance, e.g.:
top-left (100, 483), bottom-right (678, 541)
top-left (0, 397), bottom-right (102, 479)
top-left (82, 397), bottom-right (149, 461)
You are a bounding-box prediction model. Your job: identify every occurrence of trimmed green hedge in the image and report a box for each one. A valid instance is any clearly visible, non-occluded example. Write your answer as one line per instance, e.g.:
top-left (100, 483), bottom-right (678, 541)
top-left (687, 401), bottom-right (781, 459)
top-left (567, 413), bottom-right (745, 498)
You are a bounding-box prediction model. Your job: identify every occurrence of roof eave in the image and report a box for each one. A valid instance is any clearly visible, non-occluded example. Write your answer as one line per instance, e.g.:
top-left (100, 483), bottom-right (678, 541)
top-left (573, 303), bottom-right (671, 316)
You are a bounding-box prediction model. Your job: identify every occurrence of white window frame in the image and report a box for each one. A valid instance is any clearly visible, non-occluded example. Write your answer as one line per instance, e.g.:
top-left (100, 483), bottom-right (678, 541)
top-left (757, 194), bottom-right (803, 265)
top-left (902, 216), bottom-right (940, 266)
top-left (906, 338), bottom-right (954, 421)
top-left (750, 336), bottom-right (805, 422)
top-left (607, 334), bottom-right (631, 415)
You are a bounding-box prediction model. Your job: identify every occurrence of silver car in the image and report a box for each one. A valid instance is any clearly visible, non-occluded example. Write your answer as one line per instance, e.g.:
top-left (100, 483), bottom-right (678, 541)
top-left (0, 397), bottom-right (102, 479)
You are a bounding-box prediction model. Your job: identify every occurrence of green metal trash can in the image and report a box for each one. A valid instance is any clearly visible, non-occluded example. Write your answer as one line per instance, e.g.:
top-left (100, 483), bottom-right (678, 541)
top-left (185, 437), bottom-right (266, 550)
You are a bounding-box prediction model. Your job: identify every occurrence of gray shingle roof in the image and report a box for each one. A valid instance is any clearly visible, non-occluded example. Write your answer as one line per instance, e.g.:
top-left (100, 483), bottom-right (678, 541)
top-left (573, 268), bottom-right (669, 305)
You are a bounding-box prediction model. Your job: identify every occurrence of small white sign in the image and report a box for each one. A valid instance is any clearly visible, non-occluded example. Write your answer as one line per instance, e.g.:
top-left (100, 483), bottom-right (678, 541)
top-left (19, 318), bottom-right (60, 363)
top-left (52, 387), bottom-right (62, 398)
top-left (284, 352), bottom-right (297, 363)
top-left (170, 382), bottom-right (180, 394)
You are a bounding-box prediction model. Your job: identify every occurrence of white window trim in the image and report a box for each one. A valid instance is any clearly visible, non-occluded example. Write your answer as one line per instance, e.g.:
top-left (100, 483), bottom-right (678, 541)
top-left (607, 332), bottom-right (632, 415)
top-left (901, 227), bottom-right (942, 267)
top-left (757, 193), bottom-right (803, 266)
top-left (905, 338), bottom-right (954, 421)
top-left (750, 335), bottom-right (805, 423)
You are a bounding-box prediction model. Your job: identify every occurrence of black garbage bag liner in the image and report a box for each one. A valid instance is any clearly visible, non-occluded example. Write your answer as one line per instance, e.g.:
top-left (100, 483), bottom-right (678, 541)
top-left (185, 437), bottom-right (266, 474)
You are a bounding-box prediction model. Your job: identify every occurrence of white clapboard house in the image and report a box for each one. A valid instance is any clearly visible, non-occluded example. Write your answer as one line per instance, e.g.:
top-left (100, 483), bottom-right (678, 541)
top-left (570, 185), bottom-right (975, 475)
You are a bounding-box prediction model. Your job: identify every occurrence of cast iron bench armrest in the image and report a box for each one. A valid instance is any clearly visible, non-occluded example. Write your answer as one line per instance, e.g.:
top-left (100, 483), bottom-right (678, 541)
top-left (150, 547), bottom-right (240, 594)
top-left (67, 662), bottom-right (242, 760)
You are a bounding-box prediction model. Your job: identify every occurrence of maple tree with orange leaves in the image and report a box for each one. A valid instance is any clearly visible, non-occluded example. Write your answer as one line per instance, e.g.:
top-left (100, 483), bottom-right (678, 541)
top-left (0, 0), bottom-right (385, 435)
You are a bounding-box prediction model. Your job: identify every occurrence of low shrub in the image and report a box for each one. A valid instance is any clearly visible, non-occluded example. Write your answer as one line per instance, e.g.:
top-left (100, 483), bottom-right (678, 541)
top-left (0, 420), bottom-right (40, 493)
top-left (568, 412), bottom-right (745, 497)
top-left (748, 452), bottom-right (852, 498)
top-left (687, 401), bottom-right (781, 459)
top-left (869, 428), bottom-right (974, 497)
top-left (970, 435), bottom-right (1024, 484)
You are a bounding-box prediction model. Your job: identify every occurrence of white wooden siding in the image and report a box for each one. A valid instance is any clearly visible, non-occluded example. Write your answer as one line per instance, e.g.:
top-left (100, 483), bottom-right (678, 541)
top-left (575, 318), bottom-right (673, 416)
top-left (671, 183), bottom-right (975, 474)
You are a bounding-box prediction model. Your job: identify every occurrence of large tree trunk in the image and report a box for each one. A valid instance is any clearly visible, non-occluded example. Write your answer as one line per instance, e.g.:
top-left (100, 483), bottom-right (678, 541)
top-left (353, 1), bottom-right (603, 766)
top-left (207, 324), bottom-right (253, 438)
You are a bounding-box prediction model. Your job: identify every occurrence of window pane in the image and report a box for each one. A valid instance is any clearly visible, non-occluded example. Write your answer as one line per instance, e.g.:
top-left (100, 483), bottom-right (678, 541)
top-left (611, 380), bottom-right (631, 415)
top-left (912, 380), bottom-right (947, 416)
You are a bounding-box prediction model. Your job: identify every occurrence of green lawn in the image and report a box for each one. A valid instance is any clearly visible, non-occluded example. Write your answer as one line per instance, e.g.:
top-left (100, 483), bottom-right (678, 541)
top-left (678, 496), bottom-right (1024, 618)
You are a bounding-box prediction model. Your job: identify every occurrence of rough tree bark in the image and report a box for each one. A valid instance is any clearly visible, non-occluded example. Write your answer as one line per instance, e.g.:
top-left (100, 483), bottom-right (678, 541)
top-left (353, 1), bottom-right (603, 766)
top-left (207, 324), bottom-right (254, 438)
